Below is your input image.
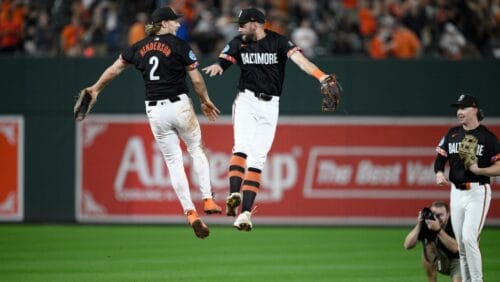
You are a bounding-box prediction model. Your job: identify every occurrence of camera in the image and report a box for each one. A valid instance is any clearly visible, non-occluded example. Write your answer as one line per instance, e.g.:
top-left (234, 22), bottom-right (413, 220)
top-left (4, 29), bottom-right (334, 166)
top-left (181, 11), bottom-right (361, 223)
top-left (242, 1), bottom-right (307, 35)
top-left (418, 207), bottom-right (437, 241)
top-left (421, 207), bottom-right (436, 221)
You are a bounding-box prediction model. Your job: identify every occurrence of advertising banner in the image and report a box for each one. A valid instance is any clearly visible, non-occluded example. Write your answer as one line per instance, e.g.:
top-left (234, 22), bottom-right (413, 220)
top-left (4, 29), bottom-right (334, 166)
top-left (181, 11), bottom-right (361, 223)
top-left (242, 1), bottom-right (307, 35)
top-left (0, 116), bottom-right (24, 221)
top-left (76, 116), bottom-right (500, 225)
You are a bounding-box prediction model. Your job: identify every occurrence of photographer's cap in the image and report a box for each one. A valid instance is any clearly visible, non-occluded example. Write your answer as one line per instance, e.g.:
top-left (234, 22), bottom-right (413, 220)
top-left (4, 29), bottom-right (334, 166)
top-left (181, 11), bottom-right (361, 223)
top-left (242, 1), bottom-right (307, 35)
top-left (235, 8), bottom-right (265, 24)
top-left (451, 94), bottom-right (479, 108)
top-left (151, 7), bottom-right (183, 23)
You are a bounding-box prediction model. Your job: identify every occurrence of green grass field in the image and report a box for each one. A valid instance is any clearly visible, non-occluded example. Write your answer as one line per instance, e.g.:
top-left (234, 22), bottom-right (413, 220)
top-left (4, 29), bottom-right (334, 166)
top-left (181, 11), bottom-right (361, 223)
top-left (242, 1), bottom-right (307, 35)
top-left (0, 225), bottom-right (499, 282)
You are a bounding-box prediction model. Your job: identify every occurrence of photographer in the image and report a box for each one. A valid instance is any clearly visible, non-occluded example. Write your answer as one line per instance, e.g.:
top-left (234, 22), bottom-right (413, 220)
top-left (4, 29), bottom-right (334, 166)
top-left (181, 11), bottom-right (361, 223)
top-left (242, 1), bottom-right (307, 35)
top-left (404, 201), bottom-right (461, 282)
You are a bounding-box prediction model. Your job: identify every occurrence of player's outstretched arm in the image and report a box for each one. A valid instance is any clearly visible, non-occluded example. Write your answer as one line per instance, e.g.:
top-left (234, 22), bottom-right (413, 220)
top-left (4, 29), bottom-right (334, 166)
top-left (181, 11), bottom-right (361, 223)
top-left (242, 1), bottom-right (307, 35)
top-left (187, 68), bottom-right (220, 121)
top-left (202, 64), bottom-right (224, 77)
top-left (289, 51), bottom-right (330, 83)
top-left (87, 55), bottom-right (129, 97)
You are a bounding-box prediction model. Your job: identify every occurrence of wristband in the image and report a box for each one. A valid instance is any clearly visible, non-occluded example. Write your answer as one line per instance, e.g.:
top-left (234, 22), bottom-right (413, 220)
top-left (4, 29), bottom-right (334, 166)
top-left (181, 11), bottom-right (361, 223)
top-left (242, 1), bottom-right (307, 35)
top-left (312, 68), bottom-right (325, 81)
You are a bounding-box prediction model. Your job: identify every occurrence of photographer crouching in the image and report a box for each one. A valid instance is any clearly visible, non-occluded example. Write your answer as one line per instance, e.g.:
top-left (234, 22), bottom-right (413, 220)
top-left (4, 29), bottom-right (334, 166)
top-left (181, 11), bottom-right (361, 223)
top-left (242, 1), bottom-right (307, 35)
top-left (404, 201), bottom-right (461, 282)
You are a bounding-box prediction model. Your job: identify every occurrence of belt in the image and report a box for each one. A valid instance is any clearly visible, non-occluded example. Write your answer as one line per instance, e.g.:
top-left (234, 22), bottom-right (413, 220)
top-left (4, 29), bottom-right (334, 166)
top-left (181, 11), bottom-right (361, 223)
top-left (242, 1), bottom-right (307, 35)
top-left (147, 96), bottom-right (180, 106)
top-left (455, 182), bottom-right (487, 190)
top-left (244, 89), bottom-right (275, 101)
top-left (254, 92), bottom-right (273, 101)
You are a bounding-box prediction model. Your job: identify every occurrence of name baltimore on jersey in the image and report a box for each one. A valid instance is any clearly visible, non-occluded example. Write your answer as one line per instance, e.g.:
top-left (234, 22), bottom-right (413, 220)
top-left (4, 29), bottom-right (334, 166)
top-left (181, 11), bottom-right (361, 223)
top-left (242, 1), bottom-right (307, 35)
top-left (241, 52), bottom-right (278, 64)
top-left (448, 142), bottom-right (485, 156)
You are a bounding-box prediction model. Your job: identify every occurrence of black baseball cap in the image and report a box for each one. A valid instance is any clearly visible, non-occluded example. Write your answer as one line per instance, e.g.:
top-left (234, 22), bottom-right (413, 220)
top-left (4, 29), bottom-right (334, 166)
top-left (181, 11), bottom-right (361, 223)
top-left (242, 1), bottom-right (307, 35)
top-left (451, 94), bottom-right (479, 108)
top-left (151, 7), bottom-right (183, 23)
top-left (235, 8), bottom-right (265, 24)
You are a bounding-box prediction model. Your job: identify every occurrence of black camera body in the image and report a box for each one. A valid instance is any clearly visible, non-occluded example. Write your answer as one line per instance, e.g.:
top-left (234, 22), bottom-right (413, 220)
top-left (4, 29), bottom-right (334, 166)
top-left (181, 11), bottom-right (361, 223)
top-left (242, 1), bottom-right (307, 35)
top-left (418, 207), bottom-right (438, 241)
top-left (421, 207), bottom-right (436, 221)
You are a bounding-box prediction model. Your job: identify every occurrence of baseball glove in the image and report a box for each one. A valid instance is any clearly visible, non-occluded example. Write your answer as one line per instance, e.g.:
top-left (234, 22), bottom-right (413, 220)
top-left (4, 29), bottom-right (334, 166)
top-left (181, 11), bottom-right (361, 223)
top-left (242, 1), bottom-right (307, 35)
top-left (74, 88), bottom-right (96, 122)
top-left (458, 134), bottom-right (478, 169)
top-left (320, 74), bottom-right (341, 112)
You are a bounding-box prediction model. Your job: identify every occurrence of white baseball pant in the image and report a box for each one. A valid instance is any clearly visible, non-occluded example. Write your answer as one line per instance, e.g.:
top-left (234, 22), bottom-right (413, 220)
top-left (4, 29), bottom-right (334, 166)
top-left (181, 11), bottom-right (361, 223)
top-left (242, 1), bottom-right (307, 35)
top-left (145, 94), bottom-right (213, 213)
top-left (450, 182), bottom-right (491, 282)
top-left (232, 89), bottom-right (279, 170)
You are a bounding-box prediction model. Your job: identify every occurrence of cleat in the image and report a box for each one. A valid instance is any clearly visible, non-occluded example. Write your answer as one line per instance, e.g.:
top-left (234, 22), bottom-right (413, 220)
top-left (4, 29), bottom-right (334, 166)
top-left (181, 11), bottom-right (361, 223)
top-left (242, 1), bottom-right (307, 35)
top-left (187, 210), bottom-right (210, 239)
top-left (226, 192), bottom-right (241, 217)
top-left (203, 198), bottom-right (222, 214)
top-left (233, 211), bottom-right (252, 231)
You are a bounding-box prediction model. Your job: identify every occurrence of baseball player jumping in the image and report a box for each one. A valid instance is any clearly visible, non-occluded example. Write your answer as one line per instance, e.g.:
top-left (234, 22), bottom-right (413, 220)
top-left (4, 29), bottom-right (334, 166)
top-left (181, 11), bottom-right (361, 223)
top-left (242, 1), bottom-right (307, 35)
top-left (79, 7), bottom-right (222, 239)
top-left (434, 94), bottom-right (500, 281)
top-left (203, 8), bottom-right (337, 231)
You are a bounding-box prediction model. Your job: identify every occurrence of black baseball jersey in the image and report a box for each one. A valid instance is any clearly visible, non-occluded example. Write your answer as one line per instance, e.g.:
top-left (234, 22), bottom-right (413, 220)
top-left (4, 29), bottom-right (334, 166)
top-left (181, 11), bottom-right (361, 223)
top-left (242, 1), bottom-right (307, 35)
top-left (434, 124), bottom-right (500, 184)
top-left (218, 29), bottom-right (301, 97)
top-left (121, 34), bottom-right (199, 101)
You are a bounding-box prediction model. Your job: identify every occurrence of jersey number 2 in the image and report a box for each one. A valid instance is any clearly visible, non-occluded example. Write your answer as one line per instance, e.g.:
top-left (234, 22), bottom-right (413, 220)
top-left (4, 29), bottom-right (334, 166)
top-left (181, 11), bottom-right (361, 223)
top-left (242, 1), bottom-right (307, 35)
top-left (149, 56), bottom-right (160, 81)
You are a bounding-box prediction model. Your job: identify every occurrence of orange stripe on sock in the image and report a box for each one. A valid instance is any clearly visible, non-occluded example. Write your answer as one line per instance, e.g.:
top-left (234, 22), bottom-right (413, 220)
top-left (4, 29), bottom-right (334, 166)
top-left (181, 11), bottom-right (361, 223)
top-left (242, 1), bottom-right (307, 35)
top-left (230, 155), bottom-right (247, 168)
top-left (242, 185), bottom-right (259, 193)
top-left (229, 170), bottom-right (244, 178)
top-left (245, 171), bottom-right (261, 183)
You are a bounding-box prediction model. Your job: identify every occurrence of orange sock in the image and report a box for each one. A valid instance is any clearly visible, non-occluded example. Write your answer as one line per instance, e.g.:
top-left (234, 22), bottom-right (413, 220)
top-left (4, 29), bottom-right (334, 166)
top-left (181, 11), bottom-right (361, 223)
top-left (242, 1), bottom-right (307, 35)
top-left (242, 167), bottom-right (261, 211)
top-left (228, 152), bottom-right (247, 194)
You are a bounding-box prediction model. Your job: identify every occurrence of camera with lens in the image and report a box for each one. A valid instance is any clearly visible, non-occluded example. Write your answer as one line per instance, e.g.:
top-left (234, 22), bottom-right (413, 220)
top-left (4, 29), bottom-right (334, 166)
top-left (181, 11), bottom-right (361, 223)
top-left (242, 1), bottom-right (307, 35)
top-left (418, 207), bottom-right (438, 241)
top-left (421, 207), bottom-right (436, 221)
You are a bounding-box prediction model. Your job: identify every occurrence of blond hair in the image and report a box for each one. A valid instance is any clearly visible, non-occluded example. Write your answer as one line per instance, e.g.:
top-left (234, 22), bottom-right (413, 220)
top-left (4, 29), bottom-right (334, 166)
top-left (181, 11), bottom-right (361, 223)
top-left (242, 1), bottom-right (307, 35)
top-left (145, 22), bottom-right (162, 36)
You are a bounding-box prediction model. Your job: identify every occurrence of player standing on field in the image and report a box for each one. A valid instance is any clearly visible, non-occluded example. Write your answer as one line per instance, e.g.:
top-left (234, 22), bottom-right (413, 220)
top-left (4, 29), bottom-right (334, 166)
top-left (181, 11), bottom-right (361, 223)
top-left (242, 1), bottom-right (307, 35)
top-left (202, 8), bottom-right (336, 231)
top-left (83, 7), bottom-right (222, 239)
top-left (434, 94), bottom-right (500, 281)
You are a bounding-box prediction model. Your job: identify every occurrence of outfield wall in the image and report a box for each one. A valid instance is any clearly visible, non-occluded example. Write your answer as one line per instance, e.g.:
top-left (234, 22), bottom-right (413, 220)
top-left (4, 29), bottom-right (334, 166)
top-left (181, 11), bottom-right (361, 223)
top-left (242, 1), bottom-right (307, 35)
top-left (74, 115), bottom-right (500, 226)
top-left (1, 57), bottom-right (499, 224)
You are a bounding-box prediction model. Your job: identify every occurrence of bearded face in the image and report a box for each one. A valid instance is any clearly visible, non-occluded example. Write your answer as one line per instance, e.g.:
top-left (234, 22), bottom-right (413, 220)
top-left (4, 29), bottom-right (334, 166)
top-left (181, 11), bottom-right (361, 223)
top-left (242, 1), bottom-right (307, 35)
top-left (239, 22), bottom-right (260, 42)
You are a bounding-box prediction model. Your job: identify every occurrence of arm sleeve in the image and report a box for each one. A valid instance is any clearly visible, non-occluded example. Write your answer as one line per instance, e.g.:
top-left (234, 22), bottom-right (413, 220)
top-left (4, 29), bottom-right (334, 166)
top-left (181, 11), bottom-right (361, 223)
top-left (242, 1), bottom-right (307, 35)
top-left (434, 135), bottom-right (448, 173)
top-left (489, 135), bottom-right (500, 164)
top-left (217, 39), bottom-right (239, 71)
top-left (434, 155), bottom-right (447, 173)
top-left (179, 41), bottom-right (199, 70)
top-left (279, 36), bottom-right (302, 58)
top-left (121, 45), bottom-right (136, 64)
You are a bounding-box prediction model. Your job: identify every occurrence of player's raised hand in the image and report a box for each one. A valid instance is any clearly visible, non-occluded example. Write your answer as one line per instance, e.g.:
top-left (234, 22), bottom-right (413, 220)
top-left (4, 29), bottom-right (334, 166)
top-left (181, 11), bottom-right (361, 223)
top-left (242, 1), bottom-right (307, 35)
top-left (200, 99), bottom-right (220, 121)
top-left (202, 64), bottom-right (224, 77)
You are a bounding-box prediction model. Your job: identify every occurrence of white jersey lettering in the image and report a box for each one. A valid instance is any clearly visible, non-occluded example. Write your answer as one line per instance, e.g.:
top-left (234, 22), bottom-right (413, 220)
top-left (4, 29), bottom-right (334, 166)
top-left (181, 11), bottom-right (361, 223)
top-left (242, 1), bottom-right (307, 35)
top-left (241, 53), bottom-right (278, 65)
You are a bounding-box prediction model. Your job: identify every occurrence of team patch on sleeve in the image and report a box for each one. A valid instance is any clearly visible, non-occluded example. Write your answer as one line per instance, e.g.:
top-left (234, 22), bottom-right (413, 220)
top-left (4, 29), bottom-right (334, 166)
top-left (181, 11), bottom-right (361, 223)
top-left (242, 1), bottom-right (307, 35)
top-left (219, 53), bottom-right (236, 64)
top-left (188, 50), bottom-right (197, 61)
top-left (287, 46), bottom-right (302, 57)
top-left (185, 61), bottom-right (199, 71)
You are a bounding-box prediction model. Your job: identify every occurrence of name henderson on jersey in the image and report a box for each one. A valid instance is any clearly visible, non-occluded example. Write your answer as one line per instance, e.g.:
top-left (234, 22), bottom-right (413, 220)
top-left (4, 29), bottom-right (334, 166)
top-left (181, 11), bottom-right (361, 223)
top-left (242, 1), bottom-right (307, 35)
top-left (241, 52), bottom-right (278, 65)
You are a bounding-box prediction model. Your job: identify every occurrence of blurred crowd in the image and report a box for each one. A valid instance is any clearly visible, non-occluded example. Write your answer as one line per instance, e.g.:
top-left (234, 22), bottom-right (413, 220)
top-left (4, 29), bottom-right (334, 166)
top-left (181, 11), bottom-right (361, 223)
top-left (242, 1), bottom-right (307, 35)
top-left (1, 0), bottom-right (500, 59)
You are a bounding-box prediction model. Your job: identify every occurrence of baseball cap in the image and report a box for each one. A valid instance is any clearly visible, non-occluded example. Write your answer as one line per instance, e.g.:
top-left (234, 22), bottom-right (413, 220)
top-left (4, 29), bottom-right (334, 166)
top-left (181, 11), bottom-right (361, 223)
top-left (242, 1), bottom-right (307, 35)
top-left (235, 8), bottom-right (265, 24)
top-left (450, 94), bottom-right (479, 108)
top-left (151, 7), bottom-right (183, 23)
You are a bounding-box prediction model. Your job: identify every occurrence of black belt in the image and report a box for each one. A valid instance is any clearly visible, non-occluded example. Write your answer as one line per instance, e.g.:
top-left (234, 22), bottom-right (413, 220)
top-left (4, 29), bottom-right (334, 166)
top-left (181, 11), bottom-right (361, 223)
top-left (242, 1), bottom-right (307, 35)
top-left (148, 96), bottom-right (180, 106)
top-left (455, 182), bottom-right (487, 190)
top-left (253, 92), bottom-right (274, 101)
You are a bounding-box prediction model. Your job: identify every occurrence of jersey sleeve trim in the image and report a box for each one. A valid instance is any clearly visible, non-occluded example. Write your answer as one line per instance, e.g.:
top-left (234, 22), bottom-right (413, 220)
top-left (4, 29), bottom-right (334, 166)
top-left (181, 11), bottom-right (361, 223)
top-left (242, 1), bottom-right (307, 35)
top-left (436, 147), bottom-right (448, 157)
top-left (185, 61), bottom-right (199, 71)
top-left (287, 46), bottom-right (302, 58)
top-left (120, 56), bottom-right (131, 64)
top-left (492, 154), bottom-right (500, 164)
top-left (219, 54), bottom-right (236, 64)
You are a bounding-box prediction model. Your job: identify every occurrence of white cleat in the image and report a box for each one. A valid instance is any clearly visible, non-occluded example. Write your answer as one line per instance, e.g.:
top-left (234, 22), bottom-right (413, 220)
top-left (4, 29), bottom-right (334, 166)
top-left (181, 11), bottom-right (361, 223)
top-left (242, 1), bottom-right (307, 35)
top-left (226, 192), bottom-right (241, 217)
top-left (233, 211), bottom-right (252, 231)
